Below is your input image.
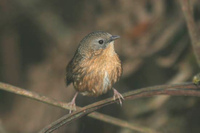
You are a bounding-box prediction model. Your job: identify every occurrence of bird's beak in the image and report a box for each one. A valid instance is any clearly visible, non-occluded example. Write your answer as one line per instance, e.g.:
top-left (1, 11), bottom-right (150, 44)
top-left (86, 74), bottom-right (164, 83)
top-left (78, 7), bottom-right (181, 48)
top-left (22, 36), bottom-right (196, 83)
top-left (109, 35), bottom-right (120, 42)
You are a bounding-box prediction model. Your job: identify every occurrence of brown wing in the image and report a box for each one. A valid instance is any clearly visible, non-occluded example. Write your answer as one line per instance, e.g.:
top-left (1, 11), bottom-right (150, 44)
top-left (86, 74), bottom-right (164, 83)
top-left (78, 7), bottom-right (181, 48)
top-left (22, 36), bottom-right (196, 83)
top-left (66, 59), bottom-right (74, 86)
top-left (66, 51), bottom-right (83, 86)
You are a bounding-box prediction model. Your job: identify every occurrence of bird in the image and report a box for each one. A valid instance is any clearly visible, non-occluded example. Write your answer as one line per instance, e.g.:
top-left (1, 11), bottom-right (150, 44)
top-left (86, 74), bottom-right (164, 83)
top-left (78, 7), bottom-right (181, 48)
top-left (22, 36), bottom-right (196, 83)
top-left (66, 31), bottom-right (124, 113)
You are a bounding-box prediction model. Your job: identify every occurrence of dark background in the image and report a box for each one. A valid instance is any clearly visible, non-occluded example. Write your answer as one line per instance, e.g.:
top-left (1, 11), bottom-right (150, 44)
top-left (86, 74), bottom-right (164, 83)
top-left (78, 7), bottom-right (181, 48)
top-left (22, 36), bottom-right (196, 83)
top-left (0, 0), bottom-right (200, 133)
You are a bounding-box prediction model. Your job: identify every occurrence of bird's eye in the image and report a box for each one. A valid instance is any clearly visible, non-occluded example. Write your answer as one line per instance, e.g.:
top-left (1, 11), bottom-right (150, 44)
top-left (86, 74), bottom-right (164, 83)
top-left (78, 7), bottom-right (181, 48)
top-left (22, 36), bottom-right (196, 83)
top-left (98, 40), bottom-right (104, 44)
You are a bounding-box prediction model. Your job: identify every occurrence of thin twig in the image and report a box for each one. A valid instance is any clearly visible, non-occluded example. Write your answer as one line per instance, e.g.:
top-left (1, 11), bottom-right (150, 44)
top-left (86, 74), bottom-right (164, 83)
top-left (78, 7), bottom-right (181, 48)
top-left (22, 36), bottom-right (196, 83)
top-left (0, 82), bottom-right (154, 132)
top-left (39, 82), bottom-right (200, 133)
top-left (179, 0), bottom-right (200, 66)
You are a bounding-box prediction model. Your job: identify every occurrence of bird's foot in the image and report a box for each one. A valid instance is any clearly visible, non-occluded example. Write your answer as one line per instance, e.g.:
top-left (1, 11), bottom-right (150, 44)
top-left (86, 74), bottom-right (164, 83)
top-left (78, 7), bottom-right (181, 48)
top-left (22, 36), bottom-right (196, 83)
top-left (67, 92), bottom-right (78, 113)
top-left (112, 88), bottom-right (124, 106)
top-left (67, 101), bottom-right (76, 113)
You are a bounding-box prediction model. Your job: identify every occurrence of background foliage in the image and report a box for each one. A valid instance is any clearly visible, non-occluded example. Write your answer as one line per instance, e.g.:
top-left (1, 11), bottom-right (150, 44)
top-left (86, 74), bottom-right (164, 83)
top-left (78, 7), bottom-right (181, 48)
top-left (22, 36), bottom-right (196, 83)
top-left (0, 0), bottom-right (200, 132)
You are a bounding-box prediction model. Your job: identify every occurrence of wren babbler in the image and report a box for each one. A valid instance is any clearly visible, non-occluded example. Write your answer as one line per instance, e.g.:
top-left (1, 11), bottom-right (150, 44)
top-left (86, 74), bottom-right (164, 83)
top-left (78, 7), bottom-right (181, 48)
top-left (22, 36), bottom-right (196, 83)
top-left (66, 31), bottom-right (123, 112)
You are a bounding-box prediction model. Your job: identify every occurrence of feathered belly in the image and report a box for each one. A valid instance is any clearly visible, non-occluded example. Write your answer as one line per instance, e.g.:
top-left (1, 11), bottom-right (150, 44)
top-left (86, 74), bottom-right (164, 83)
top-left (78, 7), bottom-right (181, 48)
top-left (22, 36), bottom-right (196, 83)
top-left (73, 54), bottom-right (122, 97)
top-left (78, 70), bottom-right (112, 96)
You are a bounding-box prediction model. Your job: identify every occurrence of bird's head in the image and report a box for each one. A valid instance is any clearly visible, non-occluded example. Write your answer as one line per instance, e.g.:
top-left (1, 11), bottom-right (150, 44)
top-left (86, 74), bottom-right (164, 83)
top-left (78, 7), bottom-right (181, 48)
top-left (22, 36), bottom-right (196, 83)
top-left (78, 31), bottom-right (120, 57)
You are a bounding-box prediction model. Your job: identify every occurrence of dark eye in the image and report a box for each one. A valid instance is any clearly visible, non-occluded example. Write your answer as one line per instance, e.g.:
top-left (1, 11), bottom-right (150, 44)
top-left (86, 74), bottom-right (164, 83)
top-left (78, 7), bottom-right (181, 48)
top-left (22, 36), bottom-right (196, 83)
top-left (98, 40), bottom-right (104, 44)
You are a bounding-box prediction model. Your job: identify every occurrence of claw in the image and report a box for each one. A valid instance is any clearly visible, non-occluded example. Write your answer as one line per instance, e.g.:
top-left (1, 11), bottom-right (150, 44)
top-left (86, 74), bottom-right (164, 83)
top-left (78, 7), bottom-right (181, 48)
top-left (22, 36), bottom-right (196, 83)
top-left (67, 102), bottom-right (76, 113)
top-left (113, 88), bottom-right (124, 106)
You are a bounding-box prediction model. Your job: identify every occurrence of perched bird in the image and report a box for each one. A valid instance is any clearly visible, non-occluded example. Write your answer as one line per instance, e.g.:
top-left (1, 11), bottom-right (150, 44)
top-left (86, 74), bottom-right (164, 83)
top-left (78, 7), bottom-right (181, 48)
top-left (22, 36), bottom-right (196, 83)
top-left (66, 31), bottom-right (123, 112)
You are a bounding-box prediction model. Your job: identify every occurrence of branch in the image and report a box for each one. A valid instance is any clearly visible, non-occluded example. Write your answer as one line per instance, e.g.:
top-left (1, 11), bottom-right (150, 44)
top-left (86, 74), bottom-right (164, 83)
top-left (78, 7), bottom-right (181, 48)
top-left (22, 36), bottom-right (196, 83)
top-left (179, 0), bottom-right (200, 66)
top-left (0, 82), bottom-right (154, 132)
top-left (39, 82), bottom-right (200, 133)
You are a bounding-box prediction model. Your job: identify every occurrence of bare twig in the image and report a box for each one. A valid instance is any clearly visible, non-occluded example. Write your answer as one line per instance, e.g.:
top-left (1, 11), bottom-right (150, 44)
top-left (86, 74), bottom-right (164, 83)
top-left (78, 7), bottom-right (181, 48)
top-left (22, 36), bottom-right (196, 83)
top-left (39, 82), bottom-right (200, 133)
top-left (148, 61), bottom-right (193, 112)
top-left (0, 82), bottom-right (154, 132)
top-left (179, 0), bottom-right (200, 66)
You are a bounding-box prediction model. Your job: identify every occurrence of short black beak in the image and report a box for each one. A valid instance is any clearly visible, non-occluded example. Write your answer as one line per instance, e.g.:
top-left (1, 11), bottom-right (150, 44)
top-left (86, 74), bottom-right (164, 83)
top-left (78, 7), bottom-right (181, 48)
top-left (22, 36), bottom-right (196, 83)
top-left (110, 35), bottom-right (120, 42)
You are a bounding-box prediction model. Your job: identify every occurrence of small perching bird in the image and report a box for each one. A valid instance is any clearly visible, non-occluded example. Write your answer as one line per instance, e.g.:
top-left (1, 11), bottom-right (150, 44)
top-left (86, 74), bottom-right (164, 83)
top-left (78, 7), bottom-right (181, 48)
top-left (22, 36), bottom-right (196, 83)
top-left (66, 31), bottom-right (123, 112)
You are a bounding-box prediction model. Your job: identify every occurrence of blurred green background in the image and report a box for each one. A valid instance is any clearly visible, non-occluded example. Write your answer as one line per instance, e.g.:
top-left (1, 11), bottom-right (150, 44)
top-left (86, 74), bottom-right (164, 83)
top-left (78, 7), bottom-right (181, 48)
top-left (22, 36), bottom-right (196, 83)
top-left (0, 0), bottom-right (200, 133)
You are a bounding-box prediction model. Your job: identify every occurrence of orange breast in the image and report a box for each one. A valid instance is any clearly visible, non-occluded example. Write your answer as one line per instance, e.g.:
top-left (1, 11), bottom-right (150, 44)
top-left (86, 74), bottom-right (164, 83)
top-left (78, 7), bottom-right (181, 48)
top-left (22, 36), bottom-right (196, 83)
top-left (73, 43), bottom-right (122, 96)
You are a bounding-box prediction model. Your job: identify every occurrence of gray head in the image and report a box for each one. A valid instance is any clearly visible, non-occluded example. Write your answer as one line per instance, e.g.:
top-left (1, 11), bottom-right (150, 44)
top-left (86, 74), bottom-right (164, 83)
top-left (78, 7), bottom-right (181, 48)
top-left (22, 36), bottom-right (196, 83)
top-left (77, 31), bottom-right (120, 56)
